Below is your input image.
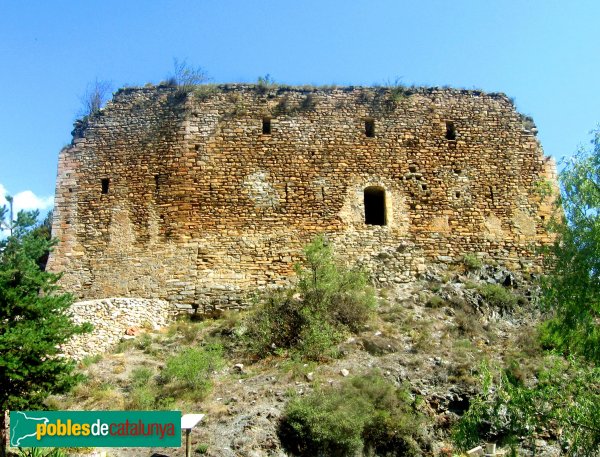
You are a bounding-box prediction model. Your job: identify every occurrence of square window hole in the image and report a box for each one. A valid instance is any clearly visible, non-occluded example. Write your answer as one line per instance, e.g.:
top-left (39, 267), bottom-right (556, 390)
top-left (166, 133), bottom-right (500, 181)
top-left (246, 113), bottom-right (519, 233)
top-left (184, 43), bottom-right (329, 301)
top-left (101, 178), bottom-right (110, 194)
top-left (365, 118), bottom-right (375, 137)
top-left (445, 121), bottom-right (456, 140)
top-left (262, 118), bottom-right (271, 135)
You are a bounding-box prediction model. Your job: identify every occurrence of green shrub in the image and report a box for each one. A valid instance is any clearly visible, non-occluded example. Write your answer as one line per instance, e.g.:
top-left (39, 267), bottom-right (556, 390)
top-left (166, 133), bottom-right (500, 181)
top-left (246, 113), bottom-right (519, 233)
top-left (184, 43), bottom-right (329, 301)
top-left (453, 359), bottom-right (600, 455)
top-left (193, 84), bottom-right (219, 101)
top-left (295, 312), bottom-right (341, 361)
top-left (462, 253), bottom-right (483, 270)
top-left (425, 294), bottom-right (446, 308)
top-left (196, 443), bottom-right (209, 454)
top-left (16, 449), bottom-right (67, 457)
top-left (279, 372), bottom-right (424, 456)
top-left (454, 309), bottom-right (481, 336)
top-left (477, 283), bottom-right (518, 310)
top-left (389, 86), bottom-right (415, 105)
top-left (245, 236), bottom-right (376, 360)
top-left (166, 319), bottom-right (204, 341)
top-left (300, 93), bottom-right (318, 111)
top-left (80, 353), bottom-right (102, 367)
top-left (163, 343), bottom-right (224, 399)
top-left (256, 74), bottom-right (277, 94)
top-left (127, 385), bottom-right (156, 410)
top-left (135, 333), bottom-right (153, 351)
top-left (130, 366), bottom-right (153, 387)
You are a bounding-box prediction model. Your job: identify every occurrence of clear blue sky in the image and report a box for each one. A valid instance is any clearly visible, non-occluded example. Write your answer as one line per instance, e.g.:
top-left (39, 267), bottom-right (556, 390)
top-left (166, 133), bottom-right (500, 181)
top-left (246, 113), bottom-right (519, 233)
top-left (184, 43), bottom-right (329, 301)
top-left (1, 0), bottom-right (599, 213)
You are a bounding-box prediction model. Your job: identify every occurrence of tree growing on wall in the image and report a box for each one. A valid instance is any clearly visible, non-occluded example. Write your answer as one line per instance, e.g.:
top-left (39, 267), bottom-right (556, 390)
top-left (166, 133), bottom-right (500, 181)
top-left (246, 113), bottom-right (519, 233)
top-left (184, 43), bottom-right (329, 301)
top-left (0, 198), bottom-right (89, 457)
top-left (78, 78), bottom-right (113, 118)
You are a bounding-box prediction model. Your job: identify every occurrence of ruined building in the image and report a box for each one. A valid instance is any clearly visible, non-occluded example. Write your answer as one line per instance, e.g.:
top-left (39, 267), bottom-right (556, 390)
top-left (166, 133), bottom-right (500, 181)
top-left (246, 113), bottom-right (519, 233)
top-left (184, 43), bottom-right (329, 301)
top-left (47, 84), bottom-right (557, 308)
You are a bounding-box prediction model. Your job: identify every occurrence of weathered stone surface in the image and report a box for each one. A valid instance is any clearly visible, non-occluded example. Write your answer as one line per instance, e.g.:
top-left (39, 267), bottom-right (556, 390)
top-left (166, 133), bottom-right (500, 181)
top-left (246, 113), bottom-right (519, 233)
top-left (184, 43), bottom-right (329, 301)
top-left (48, 84), bottom-right (557, 308)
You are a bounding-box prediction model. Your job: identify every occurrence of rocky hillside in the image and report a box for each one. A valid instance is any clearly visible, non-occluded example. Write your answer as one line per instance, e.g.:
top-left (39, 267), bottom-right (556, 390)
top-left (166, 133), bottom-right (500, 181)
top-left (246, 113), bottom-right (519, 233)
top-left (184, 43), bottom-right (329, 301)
top-left (39, 262), bottom-right (557, 457)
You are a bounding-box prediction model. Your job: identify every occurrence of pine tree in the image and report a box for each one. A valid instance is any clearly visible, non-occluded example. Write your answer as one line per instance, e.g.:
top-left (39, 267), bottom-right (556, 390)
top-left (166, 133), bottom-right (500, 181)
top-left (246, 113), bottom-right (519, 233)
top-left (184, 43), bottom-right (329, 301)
top-left (0, 200), bottom-right (88, 457)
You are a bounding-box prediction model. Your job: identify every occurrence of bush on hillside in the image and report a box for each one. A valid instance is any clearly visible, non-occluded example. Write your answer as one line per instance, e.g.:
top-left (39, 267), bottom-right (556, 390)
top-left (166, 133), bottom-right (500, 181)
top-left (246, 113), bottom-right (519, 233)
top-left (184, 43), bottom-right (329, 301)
top-left (453, 359), bottom-right (600, 455)
top-left (162, 343), bottom-right (224, 400)
top-left (476, 283), bottom-right (518, 311)
top-left (279, 372), bottom-right (425, 456)
top-left (244, 236), bottom-right (376, 360)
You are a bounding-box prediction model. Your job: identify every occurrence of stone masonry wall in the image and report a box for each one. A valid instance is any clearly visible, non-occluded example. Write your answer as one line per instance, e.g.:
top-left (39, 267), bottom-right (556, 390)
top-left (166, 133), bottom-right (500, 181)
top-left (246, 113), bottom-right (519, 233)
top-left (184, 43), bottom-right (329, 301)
top-left (62, 298), bottom-right (177, 359)
top-left (48, 84), bottom-right (557, 308)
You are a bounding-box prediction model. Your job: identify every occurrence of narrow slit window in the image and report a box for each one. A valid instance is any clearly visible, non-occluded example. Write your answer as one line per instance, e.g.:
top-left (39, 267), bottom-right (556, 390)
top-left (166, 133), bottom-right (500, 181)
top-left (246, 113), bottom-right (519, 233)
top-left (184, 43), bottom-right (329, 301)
top-left (262, 117), bottom-right (271, 135)
top-left (365, 118), bottom-right (375, 138)
top-left (364, 186), bottom-right (386, 226)
top-left (445, 121), bottom-right (456, 140)
top-left (101, 178), bottom-right (110, 194)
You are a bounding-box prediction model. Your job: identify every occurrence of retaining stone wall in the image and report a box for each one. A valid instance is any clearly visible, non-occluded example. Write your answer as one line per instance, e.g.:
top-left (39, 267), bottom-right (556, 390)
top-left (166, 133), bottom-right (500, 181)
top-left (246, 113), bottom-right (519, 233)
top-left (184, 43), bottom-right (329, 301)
top-left (62, 298), bottom-right (177, 360)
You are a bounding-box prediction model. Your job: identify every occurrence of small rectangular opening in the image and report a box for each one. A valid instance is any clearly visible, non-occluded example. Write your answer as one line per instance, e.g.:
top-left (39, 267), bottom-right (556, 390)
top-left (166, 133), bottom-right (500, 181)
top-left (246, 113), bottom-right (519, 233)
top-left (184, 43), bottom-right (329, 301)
top-left (445, 121), bottom-right (456, 140)
top-left (262, 117), bottom-right (271, 135)
top-left (364, 186), bottom-right (386, 225)
top-left (365, 118), bottom-right (375, 138)
top-left (101, 178), bottom-right (110, 194)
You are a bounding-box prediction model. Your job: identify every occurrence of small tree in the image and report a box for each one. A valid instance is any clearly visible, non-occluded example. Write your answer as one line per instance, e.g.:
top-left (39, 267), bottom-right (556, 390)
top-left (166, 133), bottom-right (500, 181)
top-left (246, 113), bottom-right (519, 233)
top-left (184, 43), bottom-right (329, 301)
top-left (168, 58), bottom-right (209, 92)
top-left (541, 127), bottom-right (600, 362)
top-left (453, 129), bottom-right (600, 454)
top-left (245, 236), bottom-right (376, 360)
top-left (453, 359), bottom-right (600, 455)
top-left (79, 78), bottom-right (112, 118)
top-left (0, 198), bottom-right (88, 457)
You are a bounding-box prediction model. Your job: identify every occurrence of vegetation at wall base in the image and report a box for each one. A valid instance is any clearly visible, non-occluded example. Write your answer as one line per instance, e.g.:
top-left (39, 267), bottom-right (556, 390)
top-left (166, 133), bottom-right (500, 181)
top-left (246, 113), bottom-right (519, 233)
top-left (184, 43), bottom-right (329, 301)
top-left (0, 201), bottom-right (90, 457)
top-left (243, 236), bottom-right (376, 361)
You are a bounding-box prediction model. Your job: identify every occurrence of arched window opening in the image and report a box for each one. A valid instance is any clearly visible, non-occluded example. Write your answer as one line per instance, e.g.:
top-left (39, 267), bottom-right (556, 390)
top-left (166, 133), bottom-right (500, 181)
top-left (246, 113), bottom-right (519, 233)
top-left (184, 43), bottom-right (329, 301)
top-left (364, 186), bottom-right (386, 226)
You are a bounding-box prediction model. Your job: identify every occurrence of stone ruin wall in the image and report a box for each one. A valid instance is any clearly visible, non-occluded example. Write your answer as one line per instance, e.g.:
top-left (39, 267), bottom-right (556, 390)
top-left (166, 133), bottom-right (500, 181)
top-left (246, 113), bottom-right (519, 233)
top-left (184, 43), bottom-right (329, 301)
top-left (61, 298), bottom-right (178, 360)
top-left (47, 84), bottom-right (557, 309)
